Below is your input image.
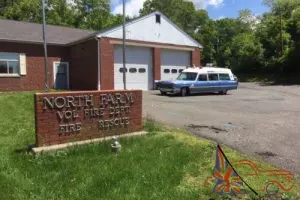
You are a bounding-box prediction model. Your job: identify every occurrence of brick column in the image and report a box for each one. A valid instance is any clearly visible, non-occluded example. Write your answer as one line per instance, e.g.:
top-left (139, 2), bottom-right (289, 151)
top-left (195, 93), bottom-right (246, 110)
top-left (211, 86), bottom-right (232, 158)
top-left (153, 48), bottom-right (161, 86)
top-left (191, 48), bottom-right (201, 66)
top-left (100, 38), bottom-right (114, 90)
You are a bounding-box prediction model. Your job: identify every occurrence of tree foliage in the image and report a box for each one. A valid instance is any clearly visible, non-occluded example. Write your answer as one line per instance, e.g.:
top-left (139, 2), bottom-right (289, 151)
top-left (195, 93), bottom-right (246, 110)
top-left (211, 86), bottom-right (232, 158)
top-left (0, 0), bottom-right (124, 30)
top-left (0, 0), bottom-right (299, 73)
top-left (225, 33), bottom-right (264, 71)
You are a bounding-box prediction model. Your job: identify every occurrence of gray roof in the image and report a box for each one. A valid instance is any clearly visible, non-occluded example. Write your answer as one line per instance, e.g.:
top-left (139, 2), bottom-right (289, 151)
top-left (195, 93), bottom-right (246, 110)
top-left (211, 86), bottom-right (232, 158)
top-left (0, 19), bottom-right (97, 45)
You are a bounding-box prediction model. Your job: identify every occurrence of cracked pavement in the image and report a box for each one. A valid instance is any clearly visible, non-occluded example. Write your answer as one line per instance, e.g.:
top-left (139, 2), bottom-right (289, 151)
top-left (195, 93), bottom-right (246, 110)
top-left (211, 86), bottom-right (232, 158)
top-left (143, 83), bottom-right (300, 177)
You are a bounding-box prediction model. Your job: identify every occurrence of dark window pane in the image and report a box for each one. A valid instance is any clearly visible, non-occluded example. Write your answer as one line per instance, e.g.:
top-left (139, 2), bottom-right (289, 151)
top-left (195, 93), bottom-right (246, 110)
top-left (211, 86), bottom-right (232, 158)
top-left (219, 73), bottom-right (230, 80)
top-left (0, 61), bottom-right (7, 73)
top-left (57, 65), bottom-right (65, 74)
top-left (156, 14), bottom-right (161, 23)
top-left (208, 74), bottom-right (219, 81)
top-left (164, 69), bottom-right (170, 73)
top-left (129, 68), bottom-right (137, 73)
top-left (138, 68), bottom-right (146, 73)
top-left (171, 69), bottom-right (177, 74)
top-left (198, 74), bottom-right (207, 81)
top-left (179, 69), bottom-right (184, 73)
top-left (119, 68), bottom-right (127, 73)
top-left (177, 72), bottom-right (197, 81)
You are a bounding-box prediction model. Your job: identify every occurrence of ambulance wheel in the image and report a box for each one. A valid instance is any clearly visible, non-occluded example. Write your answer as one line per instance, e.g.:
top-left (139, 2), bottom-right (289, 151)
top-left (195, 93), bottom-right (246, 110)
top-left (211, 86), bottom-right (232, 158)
top-left (219, 90), bottom-right (228, 95)
top-left (180, 87), bottom-right (187, 97)
top-left (160, 90), bottom-right (167, 96)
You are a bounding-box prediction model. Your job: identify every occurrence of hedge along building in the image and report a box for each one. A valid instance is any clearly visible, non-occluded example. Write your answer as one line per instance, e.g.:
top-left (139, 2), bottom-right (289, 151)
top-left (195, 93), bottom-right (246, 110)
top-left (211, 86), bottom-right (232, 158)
top-left (0, 11), bottom-right (202, 92)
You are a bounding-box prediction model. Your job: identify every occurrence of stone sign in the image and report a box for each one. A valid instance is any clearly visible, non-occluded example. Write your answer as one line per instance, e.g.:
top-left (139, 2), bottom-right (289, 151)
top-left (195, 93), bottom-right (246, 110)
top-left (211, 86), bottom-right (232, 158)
top-left (34, 90), bottom-right (142, 147)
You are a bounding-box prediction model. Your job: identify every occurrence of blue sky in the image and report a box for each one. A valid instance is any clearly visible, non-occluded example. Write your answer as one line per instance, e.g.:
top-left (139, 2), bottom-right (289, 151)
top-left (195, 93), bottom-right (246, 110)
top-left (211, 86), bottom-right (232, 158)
top-left (207, 0), bottom-right (270, 19)
top-left (110, 0), bottom-right (270, 19)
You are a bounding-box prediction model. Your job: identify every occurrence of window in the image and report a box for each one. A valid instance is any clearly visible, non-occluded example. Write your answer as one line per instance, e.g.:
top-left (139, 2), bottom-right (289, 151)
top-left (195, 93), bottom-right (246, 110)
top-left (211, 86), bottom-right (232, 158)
top-left (176, 72), bottom-right (198, 81)
top-left (171, 69), bottom-right (177, 74)
top-left (179, 69), bottom-right (184, 73)
top-left (198, 74), bottom-right (208, 81)
top-left (119, 68), bottom-right (127, 73)
top-left (57, 65), bottom-right (66, 74)
top-left (219, 73), bottom-right (230, 81)
top-left (138, 68), bottom-right (146, 73)
top-left (156, 14), bottom-right (161, 24)
top-left (129, 68), bottom-right (137, 73)
top-left (0, 53), bottom-right (19, 75)
top-left (208, 74), bottom-right (219, 81)
top-left (164, 69), bottom-right (170, 73)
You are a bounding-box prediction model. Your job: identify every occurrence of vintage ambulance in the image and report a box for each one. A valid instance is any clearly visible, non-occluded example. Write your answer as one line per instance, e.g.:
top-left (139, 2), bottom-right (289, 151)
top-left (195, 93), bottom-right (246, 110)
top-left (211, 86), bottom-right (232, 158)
top-left (159, 67), bottom-right (238, 96)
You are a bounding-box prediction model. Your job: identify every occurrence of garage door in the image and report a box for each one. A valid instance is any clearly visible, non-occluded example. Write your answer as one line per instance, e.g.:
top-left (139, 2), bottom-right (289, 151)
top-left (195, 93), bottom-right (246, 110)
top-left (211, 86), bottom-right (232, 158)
top-left (114, 45), bottom-right (153, 90)
top-left (161, 49), bottom-right (191, 81)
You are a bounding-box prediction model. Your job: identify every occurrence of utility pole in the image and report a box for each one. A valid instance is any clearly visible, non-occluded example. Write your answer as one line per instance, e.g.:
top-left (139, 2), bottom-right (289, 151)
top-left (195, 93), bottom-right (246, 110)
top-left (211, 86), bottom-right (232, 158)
top-left (216, 38), bottom-right (219, 67)
top-left (42, 0), bottom-right (49, 92)
top-left (122, 0), bottom-right (126, 90)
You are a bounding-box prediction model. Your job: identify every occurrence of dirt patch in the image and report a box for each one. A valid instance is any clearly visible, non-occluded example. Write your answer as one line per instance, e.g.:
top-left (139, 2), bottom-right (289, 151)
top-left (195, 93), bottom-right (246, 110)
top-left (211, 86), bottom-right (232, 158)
top-left (256, 151), bottom-right (278, 157)
top-left (187, 124), bottom-right (227, 133)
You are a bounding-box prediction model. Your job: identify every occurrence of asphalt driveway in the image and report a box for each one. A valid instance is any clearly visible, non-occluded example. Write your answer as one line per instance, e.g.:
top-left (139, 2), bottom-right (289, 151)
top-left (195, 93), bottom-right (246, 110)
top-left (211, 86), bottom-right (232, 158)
top-left (143, 83), bottom-right (300, 177)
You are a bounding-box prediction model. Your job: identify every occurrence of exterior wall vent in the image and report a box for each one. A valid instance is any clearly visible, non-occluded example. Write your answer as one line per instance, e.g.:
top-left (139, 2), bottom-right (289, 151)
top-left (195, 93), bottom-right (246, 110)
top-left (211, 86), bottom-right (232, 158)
top-left (155, 14), bottom-right (161, 24)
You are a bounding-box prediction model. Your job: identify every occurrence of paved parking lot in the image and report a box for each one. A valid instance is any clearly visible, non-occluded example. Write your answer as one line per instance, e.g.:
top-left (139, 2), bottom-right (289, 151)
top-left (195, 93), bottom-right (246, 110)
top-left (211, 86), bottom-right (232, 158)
top-left (143, 83), bottom-right (300, 177)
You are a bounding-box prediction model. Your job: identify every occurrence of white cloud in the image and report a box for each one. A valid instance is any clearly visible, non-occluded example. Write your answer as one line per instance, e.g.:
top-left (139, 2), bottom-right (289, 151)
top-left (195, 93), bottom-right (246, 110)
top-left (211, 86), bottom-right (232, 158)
top-left (112, 0), bottom-right (224, 17)
top-left (112, 0), bottom-right (147, 17)
top-left (185, 0), bottom-right (224, 9)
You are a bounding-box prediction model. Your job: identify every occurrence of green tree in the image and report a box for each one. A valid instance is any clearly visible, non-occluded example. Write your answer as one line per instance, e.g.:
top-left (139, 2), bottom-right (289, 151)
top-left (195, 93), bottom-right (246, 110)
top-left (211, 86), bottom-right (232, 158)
top-left (238, 9), bottom-right (261, 30)
top-left (194, 20), bottom-right (217, 65)
top-left (72, 0), bottom-right (111, 30)
top-left (3, 0), bottom-right (76, 27)
top-left (3, 0), bottom-right (43, 22)
top-left (46, 0), bottom-right (76, 26)
top-left (2, 0), bottom-right (115, 30)
top-left (264, 0), bottom-right (300, 17)
top-left (0, 0), bottom-right (19, 16)
top-left (225, 33), bottom-right (263, 72)
top-left (212, 18), bottom-right (252, 67)
top-left (258, 0), bottom-right (300, 72)
top-left (256, 13), bottom-right (292, 71)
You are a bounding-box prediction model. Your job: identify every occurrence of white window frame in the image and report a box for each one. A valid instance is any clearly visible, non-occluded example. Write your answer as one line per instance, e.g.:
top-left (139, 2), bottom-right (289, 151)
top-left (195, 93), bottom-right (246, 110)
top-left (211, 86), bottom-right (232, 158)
top-left (0, 53), bottom-right (20, 77)
top-left (53, 61), bottom-right (70, 89)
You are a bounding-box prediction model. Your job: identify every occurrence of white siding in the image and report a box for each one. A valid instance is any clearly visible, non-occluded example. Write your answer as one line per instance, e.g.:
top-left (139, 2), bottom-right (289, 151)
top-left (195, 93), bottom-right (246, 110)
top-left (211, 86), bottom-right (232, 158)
top-left (114, 45), bottom-right (153, 91)
top-left (100, 13), bottom-right (200, 48)
top-left (19, 54), bottom-right (26, 75)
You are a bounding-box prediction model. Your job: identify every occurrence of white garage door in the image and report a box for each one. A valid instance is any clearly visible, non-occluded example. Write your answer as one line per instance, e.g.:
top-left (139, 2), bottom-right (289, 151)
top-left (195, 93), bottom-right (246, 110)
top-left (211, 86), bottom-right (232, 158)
top-left (161, 49), bottom-right (191, 81)
top-left (114, 45), bottom-right (153, 91)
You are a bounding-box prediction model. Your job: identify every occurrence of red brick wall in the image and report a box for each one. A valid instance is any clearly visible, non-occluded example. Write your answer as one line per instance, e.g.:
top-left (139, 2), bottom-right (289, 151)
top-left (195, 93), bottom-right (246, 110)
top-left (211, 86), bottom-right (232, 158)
top-left (99, 38), bottom-right (201, 90)
top-left (0, 39), bottom-right (201, 92)
top-left (153, 48), bottom-right (161, 82)
top-left (35, 90), bottom-right (143, 147)
top-left (0, 41), bottom-right (69, 92)
top-left (99, 38), bottom-right (114, 90)
top-left (191, 48), bottom-right (201, 66)
top-left (69, 39), bottom-right (98, 90)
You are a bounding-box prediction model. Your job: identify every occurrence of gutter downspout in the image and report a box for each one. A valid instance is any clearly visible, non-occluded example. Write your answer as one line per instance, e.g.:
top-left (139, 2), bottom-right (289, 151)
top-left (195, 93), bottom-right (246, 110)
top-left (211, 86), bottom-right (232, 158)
top-left (96, 36), bottom-right (101, 90)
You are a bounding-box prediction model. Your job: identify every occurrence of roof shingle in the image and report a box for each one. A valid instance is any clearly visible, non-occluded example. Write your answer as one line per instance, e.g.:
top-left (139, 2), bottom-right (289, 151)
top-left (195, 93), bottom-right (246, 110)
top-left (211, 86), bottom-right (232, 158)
top-left (0, 19), bottom-right (97, 45)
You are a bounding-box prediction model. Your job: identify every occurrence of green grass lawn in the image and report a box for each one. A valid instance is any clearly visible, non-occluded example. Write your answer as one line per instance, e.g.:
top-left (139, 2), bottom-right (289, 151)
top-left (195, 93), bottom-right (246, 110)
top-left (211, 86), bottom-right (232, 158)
top-left (0, 91), bottom-right (299, 200)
